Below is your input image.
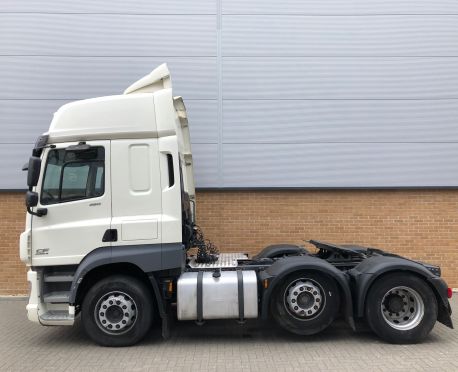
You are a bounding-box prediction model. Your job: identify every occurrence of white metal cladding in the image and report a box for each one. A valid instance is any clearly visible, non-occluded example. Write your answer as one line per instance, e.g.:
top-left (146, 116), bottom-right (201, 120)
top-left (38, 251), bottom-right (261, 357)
top-left (222, 143), bottom-right (458, 188)
top-left (222, 16), bottom-right (458, 57)
top-left (0, 57), bottom-right (217, 100)
top-left (1, 1), bottom-right (458, 189)
top-left (0, 14), bottom-right (216, 56)
top-left (223, 100), bottom-right (458, 143)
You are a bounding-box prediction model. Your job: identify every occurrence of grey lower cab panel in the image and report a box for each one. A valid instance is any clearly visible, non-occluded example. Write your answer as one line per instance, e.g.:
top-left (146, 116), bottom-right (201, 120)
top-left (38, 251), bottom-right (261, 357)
top-left (43, 291), bottom-right (70, 303)
top-left (177, 270), bottom-right (257, 320)
top-left (43, 273), bottom-right (74, 283)
top-left (187, 252), bottom-right (248, 269)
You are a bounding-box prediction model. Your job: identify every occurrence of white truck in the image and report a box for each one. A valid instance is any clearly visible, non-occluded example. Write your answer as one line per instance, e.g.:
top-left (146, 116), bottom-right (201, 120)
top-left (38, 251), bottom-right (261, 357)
top-left (20, 64), bottom-right (453, 346)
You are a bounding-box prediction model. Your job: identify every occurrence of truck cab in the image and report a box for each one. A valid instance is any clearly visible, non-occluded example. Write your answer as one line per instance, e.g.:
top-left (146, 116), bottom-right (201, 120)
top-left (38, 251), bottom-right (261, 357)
top-left (20, 64), bottom-right (453, 346)
top-left (21, 64), bottom-right (193, 327)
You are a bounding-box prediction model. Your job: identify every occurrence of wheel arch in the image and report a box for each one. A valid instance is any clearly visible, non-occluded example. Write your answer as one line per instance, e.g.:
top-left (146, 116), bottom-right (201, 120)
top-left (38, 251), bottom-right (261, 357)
top-left (259, 256), bottom-right (355, 330)
top-left (350, 256), bottom-right (452, 328)
top-left (68, 246), bottom-right (166, 323)
top-left (73, 262), bottom-right (156, 308)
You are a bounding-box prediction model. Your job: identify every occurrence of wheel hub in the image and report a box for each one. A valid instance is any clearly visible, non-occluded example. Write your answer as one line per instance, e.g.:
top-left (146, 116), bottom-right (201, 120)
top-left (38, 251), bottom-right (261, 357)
top-left (285, 279), bottom-right (324, 319)
top-left (96, 292), bottom-right (137, 334)
top-left (297, 292), bottom-right (314, 308)
top-left (105, 305), bottom-right (124, 323)
top-left (385, 294), bottom-right (404, 313)
top-left (381, 286), bottom-right (424, 331)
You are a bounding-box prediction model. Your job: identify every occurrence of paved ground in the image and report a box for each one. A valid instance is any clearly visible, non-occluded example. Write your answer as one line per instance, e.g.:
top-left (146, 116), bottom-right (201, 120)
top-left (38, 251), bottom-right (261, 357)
top-left (0, 298), bottom-right (456, 372)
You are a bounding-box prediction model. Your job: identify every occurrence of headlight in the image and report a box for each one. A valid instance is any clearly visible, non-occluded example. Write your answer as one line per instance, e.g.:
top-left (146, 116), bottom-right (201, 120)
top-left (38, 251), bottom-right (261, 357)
top-left (19, 230), bottom-right (32, 265)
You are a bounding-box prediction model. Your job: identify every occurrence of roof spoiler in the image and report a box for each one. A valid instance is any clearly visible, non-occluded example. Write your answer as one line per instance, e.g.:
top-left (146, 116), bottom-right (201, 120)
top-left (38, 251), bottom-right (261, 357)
top-left (123, 63), bottom-right (171, 95)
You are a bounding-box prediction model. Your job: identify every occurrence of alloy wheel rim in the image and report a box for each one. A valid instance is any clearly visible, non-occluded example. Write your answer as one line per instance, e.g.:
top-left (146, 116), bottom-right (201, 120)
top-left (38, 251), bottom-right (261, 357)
top-left (94, 291), bottom-right (137, 335)
top-left (380, 286), bottom-right (424, 330)
top-left (284, 278), bottom-right (325, 320)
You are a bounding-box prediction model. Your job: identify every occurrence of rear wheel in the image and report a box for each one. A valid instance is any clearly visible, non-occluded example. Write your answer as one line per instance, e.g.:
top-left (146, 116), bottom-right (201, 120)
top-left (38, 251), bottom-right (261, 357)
top-left (82, 275), bottom-right (154, 347)
top-left (271, 271), bottom-right (340, 335)
top-left (365, 273), bottom-right (437, 344)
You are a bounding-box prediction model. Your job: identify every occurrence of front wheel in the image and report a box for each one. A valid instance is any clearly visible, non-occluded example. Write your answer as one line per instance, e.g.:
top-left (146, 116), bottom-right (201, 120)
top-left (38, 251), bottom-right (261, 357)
top-left (365, 273), bottom-right (438, 344)
top-left (270, 271), bottom-right (340, 335)
top-left (82, 275), bottom-right (154, 347)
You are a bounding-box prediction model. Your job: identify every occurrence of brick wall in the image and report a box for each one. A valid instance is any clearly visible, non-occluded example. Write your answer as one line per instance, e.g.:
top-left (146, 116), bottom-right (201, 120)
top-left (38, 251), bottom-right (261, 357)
top-left (1, 190), bottom-right (457, 295)
top-left (196, 190), bottom-right (458, 288)
top-left (0, 193), bottom-right (28, 295)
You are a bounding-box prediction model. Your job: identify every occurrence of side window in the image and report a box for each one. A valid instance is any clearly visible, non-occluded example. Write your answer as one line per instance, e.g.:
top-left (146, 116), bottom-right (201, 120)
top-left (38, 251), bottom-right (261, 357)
top-left (94, 166), bottom-right (104, 196)
top-left (41, 146), bottom-right (105, 205)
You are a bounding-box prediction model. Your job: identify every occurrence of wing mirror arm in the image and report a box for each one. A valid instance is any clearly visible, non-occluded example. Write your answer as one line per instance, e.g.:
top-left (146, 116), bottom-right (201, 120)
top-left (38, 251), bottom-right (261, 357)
top-left (26, 206), bottom-right (47, 217)
top-left (25, 191), bottom-right (47, 217)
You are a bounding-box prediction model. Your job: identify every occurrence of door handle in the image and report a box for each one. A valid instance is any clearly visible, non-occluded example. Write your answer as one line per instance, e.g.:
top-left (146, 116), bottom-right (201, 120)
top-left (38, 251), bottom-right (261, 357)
top-left (102, 229), bottom-right (118, 242)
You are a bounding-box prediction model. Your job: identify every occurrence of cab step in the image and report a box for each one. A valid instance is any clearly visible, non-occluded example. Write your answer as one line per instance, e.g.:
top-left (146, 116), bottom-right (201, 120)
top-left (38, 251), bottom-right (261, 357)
top-left (43, 291), bottom-right (70, 303)
top-left (39, 310), bottom-right (74, 326)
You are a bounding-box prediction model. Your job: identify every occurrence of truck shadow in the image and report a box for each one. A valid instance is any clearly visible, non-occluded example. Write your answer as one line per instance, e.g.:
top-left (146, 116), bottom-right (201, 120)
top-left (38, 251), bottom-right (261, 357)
top-left (154, 318), bottom-right (380, 345)
top-left (29, 317), bottom-right (443, 348)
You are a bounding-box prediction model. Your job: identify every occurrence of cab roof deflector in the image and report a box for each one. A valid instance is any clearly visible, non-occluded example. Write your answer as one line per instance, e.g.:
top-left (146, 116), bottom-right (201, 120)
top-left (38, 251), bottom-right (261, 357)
top-left (123, 63), bottom-right (171, 95)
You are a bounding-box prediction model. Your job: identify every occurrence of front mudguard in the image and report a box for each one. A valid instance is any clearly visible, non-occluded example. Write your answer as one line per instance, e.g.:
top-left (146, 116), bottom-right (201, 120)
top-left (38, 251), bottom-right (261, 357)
top-left (259, 255), bottom-right (356, 330)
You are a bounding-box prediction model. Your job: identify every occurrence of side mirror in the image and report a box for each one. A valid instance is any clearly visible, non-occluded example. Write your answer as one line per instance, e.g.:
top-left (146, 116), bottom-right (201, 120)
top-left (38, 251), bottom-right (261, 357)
top-left (25, 191), bottom-right (38, 208)
top-left (27, 156), bottom-right (42, 188)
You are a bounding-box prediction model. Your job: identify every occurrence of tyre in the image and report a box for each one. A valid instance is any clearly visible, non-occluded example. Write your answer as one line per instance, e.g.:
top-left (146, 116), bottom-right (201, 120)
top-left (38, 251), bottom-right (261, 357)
top-left (270, 271), bottom-right (340, 335)
top-left (82, 275), bottom-right (154, 347)
top-left (365, 272), bottom-right (437, 344)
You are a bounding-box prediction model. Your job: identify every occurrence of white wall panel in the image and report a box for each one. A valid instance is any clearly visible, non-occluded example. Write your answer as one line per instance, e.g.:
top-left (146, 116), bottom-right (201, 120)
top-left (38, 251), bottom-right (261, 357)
top-left (192, 144), bottom-right (219, 188)
top-left (0, 100), bottom-right (65, 143)
top-left (186, 100), bottom-right (218, 144)
top-left (0, 144), bottom-right (31, 189)
top-left (0, 14), bottom-right (216, 56)
top-left (0, 57), bottom-right (216, 99)
top-left (2, 0), bottom-right (216, 14)
top-left (1, 1), bottom-right (458, 189)
top-left (223, 16), bottom-right (458, 56)
top-left (222, 143), bottom-right (458, 187)
top-left (222, 0), bottom-right (458, 15)
top-left (223, 99), bottom-right (458, 143)
top-left (223, 57), bottom-right (458, 99)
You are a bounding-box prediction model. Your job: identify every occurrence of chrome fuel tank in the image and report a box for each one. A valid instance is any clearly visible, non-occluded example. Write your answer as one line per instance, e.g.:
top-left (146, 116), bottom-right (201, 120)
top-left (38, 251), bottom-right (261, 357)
top-left (177, 270), bottom-right (258, 320)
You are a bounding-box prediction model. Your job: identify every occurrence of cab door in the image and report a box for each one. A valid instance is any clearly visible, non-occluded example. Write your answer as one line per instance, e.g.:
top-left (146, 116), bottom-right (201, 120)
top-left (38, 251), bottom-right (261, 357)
top-left (31, 141), bottom-right (112, 266)
top-left (110, 139), bottom-right (162, 248)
